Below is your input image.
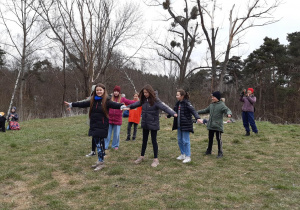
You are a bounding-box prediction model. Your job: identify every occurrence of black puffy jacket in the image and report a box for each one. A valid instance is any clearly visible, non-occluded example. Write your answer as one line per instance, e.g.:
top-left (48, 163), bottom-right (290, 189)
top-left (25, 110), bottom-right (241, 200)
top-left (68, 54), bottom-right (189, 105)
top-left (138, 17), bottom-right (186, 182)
top-left (72, 98), bottom-right (122, 138)
top-left (170, 99), bottom-right (200, 133)
top-left (128, 98), bottom-right (176, 130)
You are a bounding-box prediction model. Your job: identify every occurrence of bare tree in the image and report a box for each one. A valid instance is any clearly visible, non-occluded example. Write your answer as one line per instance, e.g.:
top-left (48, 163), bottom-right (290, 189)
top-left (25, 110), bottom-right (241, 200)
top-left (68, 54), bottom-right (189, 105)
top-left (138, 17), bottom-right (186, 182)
top-left (150, 0), bottom-right (201, 88)
top-left (0, 0), bottom-right (49, 120)
top-left (36, 0), bottom-right (143, 96)
top-left (196, 0), bottom-right (281, 91)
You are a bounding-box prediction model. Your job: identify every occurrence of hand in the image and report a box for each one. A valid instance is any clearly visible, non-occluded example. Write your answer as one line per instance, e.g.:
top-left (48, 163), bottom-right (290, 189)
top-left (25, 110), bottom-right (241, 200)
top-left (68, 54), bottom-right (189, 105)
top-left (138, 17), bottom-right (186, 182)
top-left (122, 107), bottom-right (130, 111)
top-left (174, 114), bottom-right (178, 117)
top-left (64, 101), bottom-right (72, 111)
top-left (197, 119), bottom-right (202, 124)
top-left (228, 114), bottom-right (232, 118)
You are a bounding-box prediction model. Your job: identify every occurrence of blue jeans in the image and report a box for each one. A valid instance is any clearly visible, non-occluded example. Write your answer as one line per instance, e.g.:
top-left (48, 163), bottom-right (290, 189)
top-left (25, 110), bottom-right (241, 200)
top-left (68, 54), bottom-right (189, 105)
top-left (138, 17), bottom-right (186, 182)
top-left (177, 129), bottom-right (191, 157)
top-left (104, 124), bottom-right (121, 149)
top-left (242, 111), bottom-right (258, 133)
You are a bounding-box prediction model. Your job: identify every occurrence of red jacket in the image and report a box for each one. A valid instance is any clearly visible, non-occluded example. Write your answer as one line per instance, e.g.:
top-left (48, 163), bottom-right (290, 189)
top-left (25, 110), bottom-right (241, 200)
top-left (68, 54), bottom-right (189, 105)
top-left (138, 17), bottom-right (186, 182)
top-left (128, 104), bottom-right (142, 124)
top-left (109, 97), bottom-right (135, 125)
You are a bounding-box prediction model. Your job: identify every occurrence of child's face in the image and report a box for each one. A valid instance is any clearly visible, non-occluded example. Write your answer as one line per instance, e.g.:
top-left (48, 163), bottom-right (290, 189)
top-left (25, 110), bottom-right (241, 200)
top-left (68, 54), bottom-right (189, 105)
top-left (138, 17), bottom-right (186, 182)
top-left (176, 92), bottom-right (184, 101)
top-left (143, 89), bottom-right (149, 98)
top-left (96, 87), bottom-right (104, 97)
top-left (211, 96), bottom-right (219, 103)
top-left (247, 90), bottom-right (252, 95)
top-left (133, 94), bottom-right (139, 101)
top-left (11, 108), bottom-right (15, 113)
top-left (114, 91), bottom-right (120, 97)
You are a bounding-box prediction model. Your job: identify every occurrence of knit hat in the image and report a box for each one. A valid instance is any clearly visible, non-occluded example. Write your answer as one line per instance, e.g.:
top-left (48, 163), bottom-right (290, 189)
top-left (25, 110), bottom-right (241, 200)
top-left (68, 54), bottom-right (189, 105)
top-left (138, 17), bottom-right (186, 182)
top-left (12, 106), bottom-right (16, 111)
top-left (113, 85), bottom-right (121, 93)
top-left (212, 91), bottom-right (221, 101)
top-left (248, 88), bottom-right (254, 93)
top-left (0, 112), bottom-right (4, 117)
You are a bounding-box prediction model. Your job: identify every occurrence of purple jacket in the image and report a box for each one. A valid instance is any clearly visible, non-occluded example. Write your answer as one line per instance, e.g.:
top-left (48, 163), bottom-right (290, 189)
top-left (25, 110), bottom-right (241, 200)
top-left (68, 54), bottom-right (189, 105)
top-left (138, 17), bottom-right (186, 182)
top-left (240, 95), bottom-right (256, 112)
top-left (109, 97), bottom-right (135, 125)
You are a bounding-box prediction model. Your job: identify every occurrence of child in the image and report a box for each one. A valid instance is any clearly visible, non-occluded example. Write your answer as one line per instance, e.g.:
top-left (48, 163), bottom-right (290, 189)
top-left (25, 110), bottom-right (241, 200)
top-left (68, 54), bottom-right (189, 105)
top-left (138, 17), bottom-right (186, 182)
top-left (240, 88), bottom-right (258, 136)
top-left (0, 112), bottom-right (6, 132)
top-left (64, 83), bottom-right (125, 171)
top-left (125, 93), bottom-right (142, 141)
top-left (169, 89), bottom-right (201, 163)
top-left (197, 91), bottom-right (232, 158)
top-left (125, 84), bottom-right (177, 167)
top-left (7, 106), bottom-right (20, 130)
top-left (104, 85), bottom-right (135, 150)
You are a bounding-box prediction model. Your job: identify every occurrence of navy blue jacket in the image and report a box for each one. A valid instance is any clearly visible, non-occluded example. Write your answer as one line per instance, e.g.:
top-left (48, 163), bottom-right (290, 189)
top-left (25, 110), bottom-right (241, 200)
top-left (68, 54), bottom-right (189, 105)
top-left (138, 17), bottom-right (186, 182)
top-left (169, 99), bottom-right (200, 133)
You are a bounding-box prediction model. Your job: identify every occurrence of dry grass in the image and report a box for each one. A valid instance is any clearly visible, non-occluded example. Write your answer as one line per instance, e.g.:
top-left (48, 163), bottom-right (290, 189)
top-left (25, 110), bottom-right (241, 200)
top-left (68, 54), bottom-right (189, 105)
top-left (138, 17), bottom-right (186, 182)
top-left (0, 115), bottom-right (299, 209)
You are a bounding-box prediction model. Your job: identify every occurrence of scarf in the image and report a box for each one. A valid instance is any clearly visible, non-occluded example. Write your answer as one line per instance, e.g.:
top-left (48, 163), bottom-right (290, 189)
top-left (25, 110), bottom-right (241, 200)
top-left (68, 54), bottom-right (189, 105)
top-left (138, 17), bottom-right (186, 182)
top-left (95, 96), bottom-right (102, 100)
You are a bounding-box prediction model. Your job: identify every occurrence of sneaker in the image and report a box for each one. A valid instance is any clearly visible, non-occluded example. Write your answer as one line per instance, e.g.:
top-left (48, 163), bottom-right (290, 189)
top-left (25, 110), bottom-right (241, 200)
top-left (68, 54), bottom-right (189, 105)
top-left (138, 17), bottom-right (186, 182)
top-left (151, 159), bottom-right (159, 167)
top-left (183, 156), bottom-right (191, 163)
top-left (134, 157), bottom-right (144, 164)
top-left (125, 138), bottom-right (130, 141)
top-left (176, 154), bottom-right (186, 160)
top-left (94, 163), bottom-right (105, 171)
top-left (132, 138), bottom-right (136, 141)
top-left (245, 132), bottom-right (250, 136)
top-left (91, 161), bottom-right (103, 168)
top-left (217, 152), bottom-right (223, 158)
top-left (86, 151), bottom-right (96, 157)
top-left (114, 147), bottom-right (119, 150)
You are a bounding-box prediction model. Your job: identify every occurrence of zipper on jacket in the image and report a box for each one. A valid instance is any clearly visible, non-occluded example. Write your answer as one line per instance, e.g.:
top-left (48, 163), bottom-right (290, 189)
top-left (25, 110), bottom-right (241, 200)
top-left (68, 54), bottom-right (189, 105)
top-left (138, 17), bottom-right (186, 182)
top-left (96, 102), bottom-right (98, 109)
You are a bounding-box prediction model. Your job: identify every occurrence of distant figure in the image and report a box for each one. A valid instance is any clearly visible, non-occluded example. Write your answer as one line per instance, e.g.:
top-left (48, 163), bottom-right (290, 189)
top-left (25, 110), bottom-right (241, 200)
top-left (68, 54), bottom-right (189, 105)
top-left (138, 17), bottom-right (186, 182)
top-left (0, 112), bottom-right (6, 132)
top-left (240, 88), bottom-right (258, 136)
top-left (8, 106), bottom-right (20, 130)
top-left (197, 91), bottom-right (232, 158)
top-left (125, 93), bottom-right (142, 141)
top-left (168, 89), bottom-right (201, 163)
top-left (125, 84), bottom-right (177, 167)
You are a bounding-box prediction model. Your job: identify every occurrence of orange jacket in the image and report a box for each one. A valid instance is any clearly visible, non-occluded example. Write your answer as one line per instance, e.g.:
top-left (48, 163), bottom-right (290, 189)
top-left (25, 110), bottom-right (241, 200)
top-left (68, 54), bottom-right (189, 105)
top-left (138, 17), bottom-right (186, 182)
top-left (128, 106), bottom-right (142, 124)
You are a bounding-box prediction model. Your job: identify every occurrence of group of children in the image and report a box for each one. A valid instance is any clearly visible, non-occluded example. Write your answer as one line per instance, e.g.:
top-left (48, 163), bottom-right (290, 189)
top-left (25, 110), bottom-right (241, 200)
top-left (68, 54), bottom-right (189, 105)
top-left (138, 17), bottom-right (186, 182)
top-left (65, 83), bottom-right (235, 171)
top-left (0, 106), bottom-right (20, 132)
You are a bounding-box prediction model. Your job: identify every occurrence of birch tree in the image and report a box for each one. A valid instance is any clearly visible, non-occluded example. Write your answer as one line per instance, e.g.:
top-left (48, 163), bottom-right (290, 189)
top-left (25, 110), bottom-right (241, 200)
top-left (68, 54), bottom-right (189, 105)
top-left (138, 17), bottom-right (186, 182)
top-left (0, 0), bottom-right (49, 120)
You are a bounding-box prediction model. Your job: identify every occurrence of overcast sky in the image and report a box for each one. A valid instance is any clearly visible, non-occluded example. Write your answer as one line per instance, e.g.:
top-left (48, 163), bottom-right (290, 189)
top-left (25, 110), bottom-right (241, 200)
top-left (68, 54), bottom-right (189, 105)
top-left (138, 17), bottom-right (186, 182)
top-left (135, 0), bottom-right (300, 72)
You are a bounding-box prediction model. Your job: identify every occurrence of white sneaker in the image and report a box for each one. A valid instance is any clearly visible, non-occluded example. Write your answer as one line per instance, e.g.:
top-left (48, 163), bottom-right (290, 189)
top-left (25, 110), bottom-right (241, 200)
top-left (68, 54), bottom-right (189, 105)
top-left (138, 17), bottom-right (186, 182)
top-left (176, 154), bottom-right (186, 160)
top-left (183, 156), bottom-right (191, 163)
top-left (86, 151), bottom-right (96, 157)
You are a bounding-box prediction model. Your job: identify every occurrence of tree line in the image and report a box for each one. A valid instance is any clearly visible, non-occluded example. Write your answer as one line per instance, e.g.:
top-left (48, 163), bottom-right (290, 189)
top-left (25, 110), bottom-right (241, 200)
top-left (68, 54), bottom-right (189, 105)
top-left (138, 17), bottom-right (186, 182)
top-left (0, 0), bottom-right (299, 123)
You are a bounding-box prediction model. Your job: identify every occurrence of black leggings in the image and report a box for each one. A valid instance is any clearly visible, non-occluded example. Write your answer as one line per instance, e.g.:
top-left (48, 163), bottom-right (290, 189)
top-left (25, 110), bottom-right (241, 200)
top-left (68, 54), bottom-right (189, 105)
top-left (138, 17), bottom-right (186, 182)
top-left (141, 129), bottom-right (158, 158)
top-left (92, 138), bottom-right (96, 151)
top-left (207, 130), bottom-right (223, 153)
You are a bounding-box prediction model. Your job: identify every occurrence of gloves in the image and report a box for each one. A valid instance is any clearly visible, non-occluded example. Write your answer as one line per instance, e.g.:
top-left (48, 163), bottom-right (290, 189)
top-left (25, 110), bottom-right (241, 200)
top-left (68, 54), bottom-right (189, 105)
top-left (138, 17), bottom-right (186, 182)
top-left (120, 105), bottom-right (126, 110)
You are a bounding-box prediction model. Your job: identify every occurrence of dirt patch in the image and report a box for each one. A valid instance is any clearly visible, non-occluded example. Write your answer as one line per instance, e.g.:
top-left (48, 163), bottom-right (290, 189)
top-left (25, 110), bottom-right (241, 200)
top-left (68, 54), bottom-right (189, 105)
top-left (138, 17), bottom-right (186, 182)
top-left (1, 181), bottom-right (33, 210)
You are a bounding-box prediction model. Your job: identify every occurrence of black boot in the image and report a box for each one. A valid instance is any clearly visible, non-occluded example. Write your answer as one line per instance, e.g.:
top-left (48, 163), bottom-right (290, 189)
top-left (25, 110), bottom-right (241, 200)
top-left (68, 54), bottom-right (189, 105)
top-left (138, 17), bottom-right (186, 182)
top-left (245, 132), bottom-right (250, 136)
top-left (204, 149), bottom-right (212, 155)
top-left (217, 151), bottom-right (223, 158)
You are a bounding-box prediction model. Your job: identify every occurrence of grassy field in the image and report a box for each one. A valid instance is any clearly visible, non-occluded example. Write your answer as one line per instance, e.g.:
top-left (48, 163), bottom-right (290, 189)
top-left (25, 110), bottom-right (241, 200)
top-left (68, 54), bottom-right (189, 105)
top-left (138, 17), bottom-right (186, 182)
top-left (0, 115), bottom-right (299, 209)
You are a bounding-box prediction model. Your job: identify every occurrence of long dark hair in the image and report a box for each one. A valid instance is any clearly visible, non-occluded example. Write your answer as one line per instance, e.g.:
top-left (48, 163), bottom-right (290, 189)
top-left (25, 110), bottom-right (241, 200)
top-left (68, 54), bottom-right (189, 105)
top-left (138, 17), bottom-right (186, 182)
top-left (139, 84), bottom-right (156, 106)
top-left (89, 83), bottom-right (108, 118)
top-left (177, 89), bottom-right (190, 100)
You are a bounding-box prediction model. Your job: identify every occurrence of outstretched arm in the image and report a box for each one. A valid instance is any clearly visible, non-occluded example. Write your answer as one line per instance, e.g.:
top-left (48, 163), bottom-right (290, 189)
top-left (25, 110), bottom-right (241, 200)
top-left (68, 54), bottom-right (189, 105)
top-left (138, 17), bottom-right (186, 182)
top-left (156, 99), bottom-right (176, 117)
top-left (197, 106), bottom-right (210, 114)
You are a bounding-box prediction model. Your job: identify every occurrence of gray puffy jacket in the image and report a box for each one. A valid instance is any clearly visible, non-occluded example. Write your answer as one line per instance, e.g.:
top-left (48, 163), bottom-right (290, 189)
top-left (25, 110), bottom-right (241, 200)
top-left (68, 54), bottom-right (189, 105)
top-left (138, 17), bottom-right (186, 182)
top-left (128, 98), bottom-right (176, 130)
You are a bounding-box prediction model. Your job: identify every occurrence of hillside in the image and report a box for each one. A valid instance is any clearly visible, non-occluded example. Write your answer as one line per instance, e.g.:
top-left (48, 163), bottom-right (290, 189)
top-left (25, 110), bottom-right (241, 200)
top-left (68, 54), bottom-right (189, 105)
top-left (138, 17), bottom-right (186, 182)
top-left (0, 115), bottom-right (299, 209)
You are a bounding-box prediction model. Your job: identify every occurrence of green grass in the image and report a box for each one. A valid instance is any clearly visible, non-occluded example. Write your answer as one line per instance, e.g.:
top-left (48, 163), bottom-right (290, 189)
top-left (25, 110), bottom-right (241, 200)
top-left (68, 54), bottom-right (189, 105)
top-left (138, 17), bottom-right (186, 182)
top-left (0, 115), bottom-right (299, 209)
